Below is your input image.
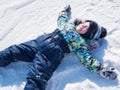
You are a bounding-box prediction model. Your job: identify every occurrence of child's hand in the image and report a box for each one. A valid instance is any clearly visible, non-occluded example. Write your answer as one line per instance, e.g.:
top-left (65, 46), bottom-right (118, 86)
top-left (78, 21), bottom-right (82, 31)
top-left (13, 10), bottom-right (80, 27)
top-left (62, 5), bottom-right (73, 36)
top-left (97, 67), bottom-right (117, 80)
top-left (88, 40), bottom-right (100, 53)
top-left (73, 18), bottom-right (82, 25)
top-left (63, 5), bottom-right (71, 13)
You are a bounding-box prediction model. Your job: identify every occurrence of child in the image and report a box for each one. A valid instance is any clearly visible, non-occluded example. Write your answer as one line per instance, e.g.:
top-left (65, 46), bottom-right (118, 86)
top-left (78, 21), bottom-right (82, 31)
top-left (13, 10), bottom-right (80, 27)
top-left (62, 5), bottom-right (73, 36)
top-left (0, 5), bottom-right (117, 90)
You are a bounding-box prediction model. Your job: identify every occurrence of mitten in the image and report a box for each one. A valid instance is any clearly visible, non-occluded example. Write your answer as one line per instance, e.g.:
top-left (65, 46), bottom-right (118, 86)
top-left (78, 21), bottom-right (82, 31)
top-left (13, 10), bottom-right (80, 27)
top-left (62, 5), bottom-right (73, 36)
top-left (73, 18), bottom-right (82, 25)
top-left (62, 5), bottom-right (71, 14)
top-left (88, 40), bottom-right (100, 53)
top-left (97, 67), bottom-right (117, 80)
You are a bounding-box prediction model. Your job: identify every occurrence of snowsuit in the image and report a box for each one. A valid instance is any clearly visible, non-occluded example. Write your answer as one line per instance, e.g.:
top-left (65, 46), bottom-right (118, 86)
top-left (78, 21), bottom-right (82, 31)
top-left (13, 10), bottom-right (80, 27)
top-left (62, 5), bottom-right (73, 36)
top-left (0, 9), bottom-right (101, 90)
top-left (0, 29), bottom-right (69, 90)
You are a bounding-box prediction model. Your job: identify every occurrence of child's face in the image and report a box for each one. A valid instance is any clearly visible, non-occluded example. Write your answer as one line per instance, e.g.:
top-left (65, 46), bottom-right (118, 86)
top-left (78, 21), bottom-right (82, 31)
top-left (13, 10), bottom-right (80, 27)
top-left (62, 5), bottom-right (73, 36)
top-left (76, 22), bottom-right (90, 34)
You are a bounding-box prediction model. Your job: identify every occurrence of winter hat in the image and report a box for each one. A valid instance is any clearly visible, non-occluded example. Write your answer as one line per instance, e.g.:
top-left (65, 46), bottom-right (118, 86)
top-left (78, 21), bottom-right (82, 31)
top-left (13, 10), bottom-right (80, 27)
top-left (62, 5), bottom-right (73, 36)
top-left (80, 20), bottom-right (107, 39)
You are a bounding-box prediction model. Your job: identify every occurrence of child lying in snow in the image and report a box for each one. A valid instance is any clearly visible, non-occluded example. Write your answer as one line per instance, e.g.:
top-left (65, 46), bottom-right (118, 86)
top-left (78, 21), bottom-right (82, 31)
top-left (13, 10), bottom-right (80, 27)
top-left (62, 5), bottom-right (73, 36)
top-left (0, 5), bottom-right (117, 90)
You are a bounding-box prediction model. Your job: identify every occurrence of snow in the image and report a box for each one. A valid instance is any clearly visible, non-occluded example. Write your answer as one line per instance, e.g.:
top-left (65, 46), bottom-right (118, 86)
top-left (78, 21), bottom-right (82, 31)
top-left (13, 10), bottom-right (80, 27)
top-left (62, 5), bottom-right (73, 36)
top-left (0, 0), bottom-right (120, 90)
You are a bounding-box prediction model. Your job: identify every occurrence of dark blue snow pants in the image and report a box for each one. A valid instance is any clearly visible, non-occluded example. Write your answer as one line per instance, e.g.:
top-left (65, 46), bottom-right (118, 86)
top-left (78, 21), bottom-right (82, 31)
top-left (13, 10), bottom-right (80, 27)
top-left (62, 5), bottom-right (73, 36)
top-left (0, 29), bottom-right (70, 90)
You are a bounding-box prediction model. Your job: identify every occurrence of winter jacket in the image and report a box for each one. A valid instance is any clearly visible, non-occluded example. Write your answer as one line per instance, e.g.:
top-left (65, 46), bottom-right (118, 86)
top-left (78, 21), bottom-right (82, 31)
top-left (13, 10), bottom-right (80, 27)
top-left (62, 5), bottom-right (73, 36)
top-left (57, 10), bottom-right (101, 73)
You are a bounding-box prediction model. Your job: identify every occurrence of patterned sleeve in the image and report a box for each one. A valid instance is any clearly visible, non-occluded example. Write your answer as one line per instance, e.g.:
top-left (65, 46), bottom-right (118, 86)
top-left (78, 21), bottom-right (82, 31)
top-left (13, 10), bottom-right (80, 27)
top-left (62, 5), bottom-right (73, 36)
top-left (57, 10), bottom-right (70, 30)
top-left (75, 44), bottom-right (101, 73)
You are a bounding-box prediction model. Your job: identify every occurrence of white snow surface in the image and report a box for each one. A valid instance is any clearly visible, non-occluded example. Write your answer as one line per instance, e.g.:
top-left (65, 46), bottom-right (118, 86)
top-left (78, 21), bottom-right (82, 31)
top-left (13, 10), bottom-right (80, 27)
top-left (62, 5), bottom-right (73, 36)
top-left (0, 0), bottom-right (120, 90)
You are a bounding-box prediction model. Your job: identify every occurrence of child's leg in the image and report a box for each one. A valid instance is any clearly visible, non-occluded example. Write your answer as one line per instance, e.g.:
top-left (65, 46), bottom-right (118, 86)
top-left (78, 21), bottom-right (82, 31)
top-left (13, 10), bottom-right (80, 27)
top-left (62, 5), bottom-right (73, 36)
top-left (24, 42), bottom-right (64, 90)
top-left (24, 51), bottom-right (53, 90)
top-left (0, 40), bottom-right (38, 67)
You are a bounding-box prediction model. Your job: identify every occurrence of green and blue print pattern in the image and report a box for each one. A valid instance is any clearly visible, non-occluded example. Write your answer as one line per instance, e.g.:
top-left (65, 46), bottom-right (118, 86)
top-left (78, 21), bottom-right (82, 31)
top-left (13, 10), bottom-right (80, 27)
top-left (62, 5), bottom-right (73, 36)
top-left (57, 11), bottom-right (101, 73)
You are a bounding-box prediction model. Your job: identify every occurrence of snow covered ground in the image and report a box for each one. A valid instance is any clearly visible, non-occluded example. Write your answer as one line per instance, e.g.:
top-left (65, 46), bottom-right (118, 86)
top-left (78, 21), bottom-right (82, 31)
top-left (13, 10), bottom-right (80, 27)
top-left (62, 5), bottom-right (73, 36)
top-left (0, 0), bottom-right (120, 90)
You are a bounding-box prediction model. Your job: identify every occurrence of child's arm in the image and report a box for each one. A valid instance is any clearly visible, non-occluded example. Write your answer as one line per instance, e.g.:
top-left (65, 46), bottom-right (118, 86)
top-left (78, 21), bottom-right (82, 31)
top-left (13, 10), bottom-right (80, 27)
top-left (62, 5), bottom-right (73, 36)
top-left (74, 41), bottom-right (117, 80)
top-left (57, 5), bottom-right (71, 30)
